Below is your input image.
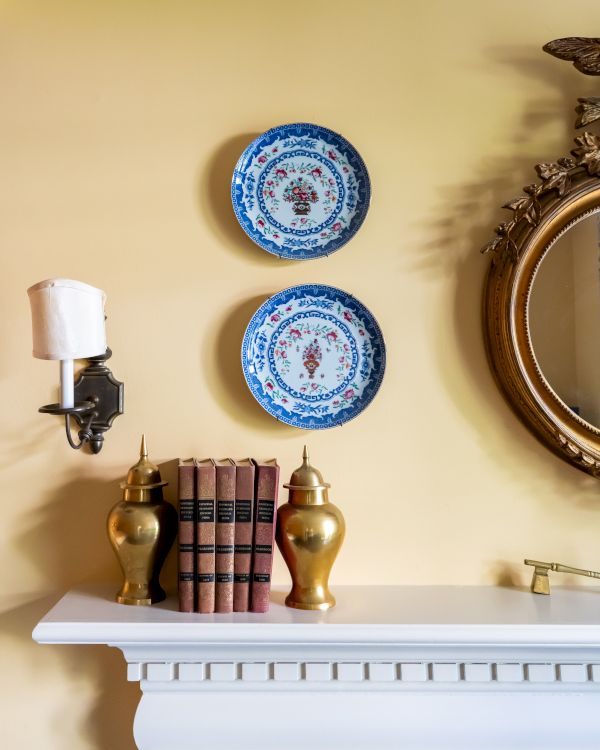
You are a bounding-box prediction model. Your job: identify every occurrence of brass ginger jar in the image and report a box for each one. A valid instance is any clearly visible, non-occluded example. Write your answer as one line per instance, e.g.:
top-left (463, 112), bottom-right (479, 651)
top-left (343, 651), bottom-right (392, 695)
top-left (107, 435), bottom-right (177, 605)
top-left (276, 447), bottom-right (345, 610)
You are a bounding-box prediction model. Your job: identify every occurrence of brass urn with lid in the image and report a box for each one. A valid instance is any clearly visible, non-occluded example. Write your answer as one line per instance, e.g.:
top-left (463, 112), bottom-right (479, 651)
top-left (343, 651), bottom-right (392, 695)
top-left (107, 435), bottom-right (177, 605)
top-left (276, 447), bottom-right (345, 610)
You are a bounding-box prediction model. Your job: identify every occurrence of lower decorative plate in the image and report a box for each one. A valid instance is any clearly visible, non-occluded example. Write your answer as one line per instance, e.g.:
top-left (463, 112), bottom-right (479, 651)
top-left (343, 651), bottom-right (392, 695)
top-left (241, 284), bottom-right (385, 429)
top-left (231, 123), bottom-right (370, 260)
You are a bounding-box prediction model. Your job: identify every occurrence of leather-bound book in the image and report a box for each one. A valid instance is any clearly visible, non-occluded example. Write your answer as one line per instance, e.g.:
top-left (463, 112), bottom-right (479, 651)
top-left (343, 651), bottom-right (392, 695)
top-left (215, 458), bottom-right (236, 613)
top-left (250, 459), bottom-right (279, 613)
top-left (177, 458), bottom-right (195, 613)
top-left (194, 458), bottom-right (216, 613)
top-left (233, 459), bottom-right (255, 612)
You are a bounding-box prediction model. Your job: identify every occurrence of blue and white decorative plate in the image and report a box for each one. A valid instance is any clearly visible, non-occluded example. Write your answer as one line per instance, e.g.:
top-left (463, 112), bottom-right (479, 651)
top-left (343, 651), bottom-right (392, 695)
top-left (241, 284), bottom-right (385, 429)
top-left (231, 123), bottom-right (371, 260)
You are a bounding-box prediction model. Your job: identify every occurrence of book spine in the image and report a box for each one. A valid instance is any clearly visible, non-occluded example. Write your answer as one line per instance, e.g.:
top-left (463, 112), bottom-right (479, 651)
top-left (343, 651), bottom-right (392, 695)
top-left (195, 463), bottom-right (216, 613)
top-left (251, 464), bottom-right (279, 613)
top-left (233, 465), bottom-right (255, 612)
top-left (215, 464), bottom-right (236, 613)
top-left (177, 462), bottom-right (195, 613)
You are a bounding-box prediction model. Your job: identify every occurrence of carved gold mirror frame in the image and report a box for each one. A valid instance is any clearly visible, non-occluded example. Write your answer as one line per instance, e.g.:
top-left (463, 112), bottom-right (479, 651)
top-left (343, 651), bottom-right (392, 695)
top-left (483, 38), bottom-right (600, 476)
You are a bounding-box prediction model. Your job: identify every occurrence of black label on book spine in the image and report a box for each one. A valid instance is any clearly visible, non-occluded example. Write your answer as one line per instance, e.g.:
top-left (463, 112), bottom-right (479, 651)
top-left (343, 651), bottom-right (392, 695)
top-left (235, 499), bottom-right (252, 523)
top-left (179, 543), bottom-right (194, 553)
top-left (216, 544), bottom-right (234, 554)
top-left (256, 499), bottom-right (275, 524)
top-left (198, 573), bottom-right (215, 583)
top-left (234, 544), bottom-right (252, 555)
top-left (179, 572), bottom-right (194, 582)
top-left (253, 573), bottom-right (271, 583)
top-left (217, 500), bottom-right (234, 524)
top-left (179, 499), bottom-right (194, 522)
top-left (198, 499), bottom-right (215, 522)
top-left (216, 572), bottom-right (234, 583)
top-left (254, 544), bottom-right (272, 555)
top-left (198, 544), bottom-right (215, 554)
top-left (234, 573), bottom-right (250, 583)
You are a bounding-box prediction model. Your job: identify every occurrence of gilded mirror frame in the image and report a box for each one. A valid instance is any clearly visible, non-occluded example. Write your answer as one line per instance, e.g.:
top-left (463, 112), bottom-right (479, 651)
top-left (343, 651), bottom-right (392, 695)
top-left (483, 136), bottom-right (600, 475)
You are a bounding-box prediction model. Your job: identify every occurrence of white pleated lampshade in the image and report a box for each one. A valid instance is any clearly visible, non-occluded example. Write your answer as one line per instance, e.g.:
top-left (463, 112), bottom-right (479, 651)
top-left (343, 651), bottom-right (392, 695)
top-left (27, 278), bottom-right (107, 360)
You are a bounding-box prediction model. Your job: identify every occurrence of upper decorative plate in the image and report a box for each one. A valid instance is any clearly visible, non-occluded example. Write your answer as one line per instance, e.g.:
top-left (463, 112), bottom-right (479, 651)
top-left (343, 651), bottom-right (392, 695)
top-left (231, 123), bottom-right (371, 260)
top-left (241, 284), bottom-right (385, 429)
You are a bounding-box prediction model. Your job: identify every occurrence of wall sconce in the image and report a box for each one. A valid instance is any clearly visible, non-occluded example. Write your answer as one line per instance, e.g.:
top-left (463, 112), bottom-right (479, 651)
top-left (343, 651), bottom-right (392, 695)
top-left (27, 278), bottom-right (124, 454)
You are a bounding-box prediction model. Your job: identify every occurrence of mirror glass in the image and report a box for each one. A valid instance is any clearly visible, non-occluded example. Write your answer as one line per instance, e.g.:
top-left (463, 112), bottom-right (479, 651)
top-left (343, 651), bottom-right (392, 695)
top-left (529, 209), bottom-right (600, 430)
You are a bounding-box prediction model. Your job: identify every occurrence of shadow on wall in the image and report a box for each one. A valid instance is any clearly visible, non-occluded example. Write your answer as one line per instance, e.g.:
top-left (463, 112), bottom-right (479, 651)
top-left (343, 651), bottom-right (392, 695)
top-left (157, 457), bottom-right (180, 589)
top-left (0, 595), bottom-right (139, 750)
top-left (410, 42), bottom-right (600, 508)
top-left (488, 45), bottom-right (600, 138)
top-left (0, 420), bottom-right (56, 471)
top-left (0, 473), bottom-right (158, 750)
top-left (202, 293), bottom-right (298, 437)
top-left (19, 474), bottom-right (123, 587)
top-left (488, 561), bottom-right (529, 590)
top-left (197, 132), bottom-right (294, 268)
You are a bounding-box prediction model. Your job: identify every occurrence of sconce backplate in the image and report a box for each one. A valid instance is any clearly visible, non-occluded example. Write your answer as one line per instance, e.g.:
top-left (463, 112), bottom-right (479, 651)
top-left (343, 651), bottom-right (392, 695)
top-left (72, 349), bottom-right (124, 452)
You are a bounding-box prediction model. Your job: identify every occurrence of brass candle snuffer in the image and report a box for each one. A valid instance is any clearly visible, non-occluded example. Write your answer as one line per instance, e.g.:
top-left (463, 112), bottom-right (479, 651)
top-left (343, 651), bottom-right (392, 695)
top-left (107, 435), bottom-right (177, 605)
top-left (524, 559), bottom-right (600, 595)
top-left (276, 446), bottom-right (345, 610)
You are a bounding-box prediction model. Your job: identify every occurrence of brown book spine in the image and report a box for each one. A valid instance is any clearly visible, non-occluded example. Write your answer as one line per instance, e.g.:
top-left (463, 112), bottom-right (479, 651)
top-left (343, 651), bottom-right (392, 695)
top-left (233, 460), bottom-right (255, 612)
top-left (215, 459), bottom-right (236, 613)
top-left (177, 459), bottom-right (195, 613)
top-left (250, 460), bottom-right (279, 613)
top-left (194, 458), bottom-right (216, 613)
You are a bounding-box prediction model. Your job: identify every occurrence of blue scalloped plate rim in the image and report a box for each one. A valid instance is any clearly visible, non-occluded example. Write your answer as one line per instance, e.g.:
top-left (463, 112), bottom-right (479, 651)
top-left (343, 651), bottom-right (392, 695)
top-left (241, 284), bottom-right (385, 429)
top-left (231, 123), bottom-right (371, 260)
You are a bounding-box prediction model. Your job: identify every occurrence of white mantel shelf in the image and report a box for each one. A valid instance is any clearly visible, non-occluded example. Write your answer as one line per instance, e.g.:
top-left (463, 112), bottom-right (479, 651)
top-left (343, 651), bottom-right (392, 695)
top-left (33, 585), bottom-right (600, 750)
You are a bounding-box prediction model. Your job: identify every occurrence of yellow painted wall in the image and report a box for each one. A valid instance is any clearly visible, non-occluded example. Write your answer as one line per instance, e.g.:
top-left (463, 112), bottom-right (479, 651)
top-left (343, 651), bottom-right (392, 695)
top-left (3, 1), bottom-right (600, 747)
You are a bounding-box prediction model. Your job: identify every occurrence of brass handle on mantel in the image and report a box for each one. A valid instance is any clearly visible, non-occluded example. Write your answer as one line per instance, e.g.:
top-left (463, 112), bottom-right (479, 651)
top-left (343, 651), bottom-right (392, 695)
top-left (524, 559), bottom-right (600, 595)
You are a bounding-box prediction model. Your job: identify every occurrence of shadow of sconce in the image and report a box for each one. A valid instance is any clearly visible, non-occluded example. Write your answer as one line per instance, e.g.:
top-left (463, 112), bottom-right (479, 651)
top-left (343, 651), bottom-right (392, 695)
top-left (0, 594), bottom-right (140, 750)
top-left (0, 420), bottom-right (57, 471)
top-left (19, 473), bottom-right (123, 588)
top-left (5, 472), bottom-right (143, 750)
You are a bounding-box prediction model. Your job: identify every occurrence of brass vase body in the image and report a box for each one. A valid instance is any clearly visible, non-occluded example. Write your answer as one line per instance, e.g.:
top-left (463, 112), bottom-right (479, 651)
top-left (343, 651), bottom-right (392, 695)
top-left (276, 448), bottom-right (345, 610)
top-left (107, 437), bottom-right (177, 605)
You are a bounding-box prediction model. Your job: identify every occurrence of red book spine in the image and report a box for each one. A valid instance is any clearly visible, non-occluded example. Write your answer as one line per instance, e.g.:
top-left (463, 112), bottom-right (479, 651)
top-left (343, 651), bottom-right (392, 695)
top-left (177, 459), bottom-right (195, 613)
top-left (233, 460), bottom-right (255, 612)
top-left (215, 460), bottom-right (236, 613)
top-left (195, 459), bottom-right (216, 613)
top-left (250, 460), bottom-right (279, 613)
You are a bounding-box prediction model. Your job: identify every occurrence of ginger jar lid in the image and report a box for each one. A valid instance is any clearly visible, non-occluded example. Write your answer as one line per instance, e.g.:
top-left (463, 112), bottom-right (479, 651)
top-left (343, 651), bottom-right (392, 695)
top-left (284, 446), bottom-right (330, 504)
top-left (121, 435), bottom-right (167, 501)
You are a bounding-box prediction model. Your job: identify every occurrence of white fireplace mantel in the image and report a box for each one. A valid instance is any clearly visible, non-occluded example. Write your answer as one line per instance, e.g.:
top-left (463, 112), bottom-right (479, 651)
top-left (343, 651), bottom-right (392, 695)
top-left (33, 584), bottom-right (600, 749)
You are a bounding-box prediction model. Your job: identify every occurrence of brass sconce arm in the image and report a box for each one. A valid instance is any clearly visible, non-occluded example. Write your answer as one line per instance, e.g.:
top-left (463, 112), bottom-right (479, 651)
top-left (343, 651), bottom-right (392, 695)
top-left (524, 558), bottom-right (600, 595)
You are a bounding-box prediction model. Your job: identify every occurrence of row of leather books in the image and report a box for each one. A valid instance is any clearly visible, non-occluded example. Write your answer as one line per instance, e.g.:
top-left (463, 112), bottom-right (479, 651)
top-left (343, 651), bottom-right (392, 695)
top-left (177, 457), bottom-right (279, 613)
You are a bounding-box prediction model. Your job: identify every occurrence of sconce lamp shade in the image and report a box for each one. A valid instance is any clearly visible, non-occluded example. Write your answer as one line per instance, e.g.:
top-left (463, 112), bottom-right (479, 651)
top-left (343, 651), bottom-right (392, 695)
top-left (27, 278), bottom-right (107, 360)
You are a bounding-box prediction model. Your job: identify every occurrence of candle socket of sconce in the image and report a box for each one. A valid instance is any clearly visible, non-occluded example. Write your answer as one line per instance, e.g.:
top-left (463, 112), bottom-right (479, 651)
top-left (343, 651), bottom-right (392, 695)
top-left (276, 447), bottom-right (345, 610)
top-left (107, 436), bottom-right (177, 605)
